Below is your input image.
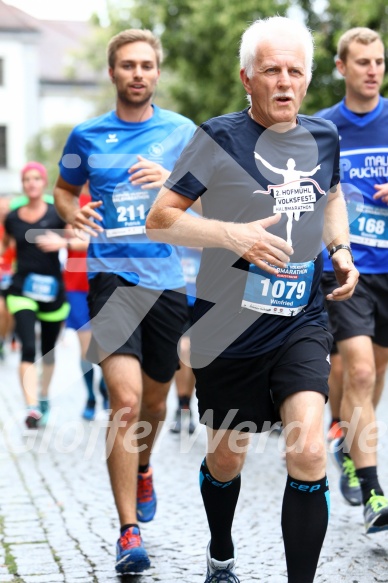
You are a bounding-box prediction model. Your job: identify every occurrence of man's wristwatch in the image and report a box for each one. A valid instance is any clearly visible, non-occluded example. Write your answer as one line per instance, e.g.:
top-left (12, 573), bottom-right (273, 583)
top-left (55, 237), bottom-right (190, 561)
top-left (329, 244), bottom-right (354, 263)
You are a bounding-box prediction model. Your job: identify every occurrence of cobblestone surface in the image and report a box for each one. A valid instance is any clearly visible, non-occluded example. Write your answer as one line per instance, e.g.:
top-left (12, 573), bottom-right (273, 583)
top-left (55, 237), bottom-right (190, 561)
top-left (0, 328), bottom-right (388, 582)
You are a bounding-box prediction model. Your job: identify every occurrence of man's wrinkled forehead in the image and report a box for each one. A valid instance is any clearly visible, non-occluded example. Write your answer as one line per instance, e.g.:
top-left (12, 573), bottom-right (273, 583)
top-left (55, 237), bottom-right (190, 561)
top-left (254, 37), bottom-right (307, 69)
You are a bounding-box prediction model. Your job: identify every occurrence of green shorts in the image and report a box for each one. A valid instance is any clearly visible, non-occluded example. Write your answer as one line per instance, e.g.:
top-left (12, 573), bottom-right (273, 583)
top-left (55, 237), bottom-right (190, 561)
top-left (6, 294), bottom-right (70, 322)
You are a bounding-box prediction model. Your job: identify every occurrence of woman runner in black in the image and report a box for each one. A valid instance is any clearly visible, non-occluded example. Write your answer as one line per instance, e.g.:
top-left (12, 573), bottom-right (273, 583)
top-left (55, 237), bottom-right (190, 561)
top-left (1, 162), bottom-right (69, 428)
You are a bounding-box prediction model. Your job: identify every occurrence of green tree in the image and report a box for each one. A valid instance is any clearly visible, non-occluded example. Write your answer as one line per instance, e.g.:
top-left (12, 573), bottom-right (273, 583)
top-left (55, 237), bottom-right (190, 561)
top-left (92, 0), bottom-right (292, 124)
top-left (80, 0), bottom-right (388, 120)
top-left (300, 0), bottom-right (388, 113)
top-left (27, 124), bottom-right (74, 192)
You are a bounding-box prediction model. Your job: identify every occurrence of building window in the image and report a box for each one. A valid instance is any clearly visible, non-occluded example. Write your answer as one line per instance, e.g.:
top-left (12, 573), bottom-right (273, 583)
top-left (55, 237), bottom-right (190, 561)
top-left (0, 59), bottom-right (3, 86)
top-left (0, 127), bottom-right (7, 168)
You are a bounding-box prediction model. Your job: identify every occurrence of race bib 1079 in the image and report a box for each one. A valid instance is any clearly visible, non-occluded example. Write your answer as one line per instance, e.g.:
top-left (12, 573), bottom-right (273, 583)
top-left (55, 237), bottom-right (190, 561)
top-left (241, 261), bottom-right (315, 317)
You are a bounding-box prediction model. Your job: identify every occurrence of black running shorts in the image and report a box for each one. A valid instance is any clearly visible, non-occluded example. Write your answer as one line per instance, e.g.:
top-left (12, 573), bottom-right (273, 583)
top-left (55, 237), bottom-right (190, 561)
top-left (193, 325), bottom-right (332, 432)
top-left (87, 273), bottom-right (188, 383)
top-left (321, 271), bottom-right (388, 347)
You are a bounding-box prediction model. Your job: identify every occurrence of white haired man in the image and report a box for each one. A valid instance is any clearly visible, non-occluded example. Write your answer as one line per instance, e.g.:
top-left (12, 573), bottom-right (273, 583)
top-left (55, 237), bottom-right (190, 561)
top-left (147, 16), bottom-right (358, 583)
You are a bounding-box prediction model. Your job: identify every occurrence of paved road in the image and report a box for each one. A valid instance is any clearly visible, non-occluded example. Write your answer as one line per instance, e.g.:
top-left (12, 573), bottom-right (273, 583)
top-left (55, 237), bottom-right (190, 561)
top-left (0, 329), bottom-right (388, 582)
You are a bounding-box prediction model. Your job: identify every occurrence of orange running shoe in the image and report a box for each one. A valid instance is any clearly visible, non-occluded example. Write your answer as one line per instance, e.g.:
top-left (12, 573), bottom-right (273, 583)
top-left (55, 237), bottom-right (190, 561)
top-left (327, 419), bottom-right (343, 442)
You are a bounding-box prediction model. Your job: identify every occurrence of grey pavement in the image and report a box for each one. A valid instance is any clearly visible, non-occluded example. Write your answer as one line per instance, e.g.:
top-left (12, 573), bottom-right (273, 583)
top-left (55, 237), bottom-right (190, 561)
top-left (0, 328), bottom-right (388, 582)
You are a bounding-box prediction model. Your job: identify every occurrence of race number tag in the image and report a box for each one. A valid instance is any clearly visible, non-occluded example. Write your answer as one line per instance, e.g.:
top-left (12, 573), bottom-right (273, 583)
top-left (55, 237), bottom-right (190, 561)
top-left (241, 261), bottom-right (314, 316)
top-left (348, 202), bottom-right (388, 248)
top-left (104, 182), bottom-right (158, 238)
top-left (23, 273), bottom-right (59, 302)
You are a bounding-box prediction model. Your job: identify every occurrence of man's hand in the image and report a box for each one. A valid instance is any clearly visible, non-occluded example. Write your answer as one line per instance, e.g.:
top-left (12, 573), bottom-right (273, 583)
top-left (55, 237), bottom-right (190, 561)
top-left (129, 155), bottom-right (170, 190)
top-left (373, 183), bottom-right (388, 205)
top-left (71, 201), bottom-right (103, 238)
top-left (35, 231), bottom-right (67, 253)
top-left (228, 213), bottom-right (293, 275)
top-left (326, 249), bottom-right (359, 301)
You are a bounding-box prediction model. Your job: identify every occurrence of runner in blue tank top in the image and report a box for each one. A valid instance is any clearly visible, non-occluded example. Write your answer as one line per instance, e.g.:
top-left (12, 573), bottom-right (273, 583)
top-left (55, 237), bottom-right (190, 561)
top-left (54, 29), bottom-right (196, 575)
top-left (318, 27), bottom-right (388, 533)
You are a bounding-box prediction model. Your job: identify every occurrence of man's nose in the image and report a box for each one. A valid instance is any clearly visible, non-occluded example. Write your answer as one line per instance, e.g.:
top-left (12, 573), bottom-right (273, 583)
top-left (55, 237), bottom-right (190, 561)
top-left (277, 70), bottom-right (291, 87)
top-left (367, 61), bottom-right (378, 75)
top-left (133, 65), bottom-right (143, 78)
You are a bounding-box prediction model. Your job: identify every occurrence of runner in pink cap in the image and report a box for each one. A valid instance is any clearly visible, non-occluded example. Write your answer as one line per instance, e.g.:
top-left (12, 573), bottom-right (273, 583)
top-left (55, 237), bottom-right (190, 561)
top-left (21, 161), bottom-right (48, 184)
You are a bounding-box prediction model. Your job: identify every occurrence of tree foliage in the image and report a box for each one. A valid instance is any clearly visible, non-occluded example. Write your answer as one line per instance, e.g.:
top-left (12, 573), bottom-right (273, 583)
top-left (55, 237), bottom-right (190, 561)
top-left (87, 0), bottom-right (388, 122)
top-left (30, 0), bottom-right (388, 176)
top-left (27, 124), bottom-right (74, 191)
top-left (95, 0), bottom-right (292, 124)
top-left (300, 0), bottom-right (388, 113)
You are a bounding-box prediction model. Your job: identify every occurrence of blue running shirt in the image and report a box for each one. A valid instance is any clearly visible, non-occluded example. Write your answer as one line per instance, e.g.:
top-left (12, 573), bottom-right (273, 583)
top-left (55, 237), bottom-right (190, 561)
top-left (317, 97), bottom-right (388, 274)
top-left (59, 106), bottom-right (196, 289)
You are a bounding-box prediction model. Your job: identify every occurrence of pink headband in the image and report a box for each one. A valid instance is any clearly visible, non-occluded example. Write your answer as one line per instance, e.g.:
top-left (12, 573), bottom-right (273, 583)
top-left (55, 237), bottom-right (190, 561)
top-left (21, 161), bottom-right (48, 183)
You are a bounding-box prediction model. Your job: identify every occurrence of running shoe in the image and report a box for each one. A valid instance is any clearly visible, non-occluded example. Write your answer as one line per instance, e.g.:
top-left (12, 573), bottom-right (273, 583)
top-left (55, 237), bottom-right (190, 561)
top-left (39, 398), bottom-right (50, 426)
top-left (331, 438), bottom-right (362, 506)
top-left (102, 397), bottom-right (110, 411)
top-left (364, 490), bottom-right (388, 534)
top-left (82, 399), bottom-right (96, 421)
top-left (25, 407), bottom-right (42, 429)
top-left (137, 467), bottom-right (157, 522)
top-left (0, 340), bottom-right (4, 361)
top-left (170, 408), bottom-right (196, 434)
top-left (115, 526), bottom-right (151, 574)
top-left (326, 419), bottom-right (343, 442)
top-left (205, 543), bottom-right (239, 582)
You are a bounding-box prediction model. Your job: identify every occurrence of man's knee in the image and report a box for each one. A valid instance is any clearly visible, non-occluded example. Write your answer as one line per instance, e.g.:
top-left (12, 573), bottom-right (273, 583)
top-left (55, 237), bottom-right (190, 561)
top-left (286, 435), bottom-right (326, 474)
top-left (109, 394), bottom-right (141, 424)
top-left (345, 361), bottom-right (376, 397)
top-left (207, 444), bottom-right (246, 481)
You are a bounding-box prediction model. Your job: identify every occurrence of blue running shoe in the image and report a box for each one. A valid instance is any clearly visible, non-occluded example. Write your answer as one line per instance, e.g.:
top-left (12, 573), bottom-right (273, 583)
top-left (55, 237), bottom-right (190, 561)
top-left (331, 438), bottom-right (362, 506)
top-left (82, 399), bottom-right (96, 421)
top-left (137, 467), bottom-right (157, 522)
top-left (205, 542), bottom-right (240, 582)
top-left (115, 526), bottom-right (151, 574)
top-left (39, 398), bottom-right (50, 427)
top-left (364, 490), bottom-right (388, 534)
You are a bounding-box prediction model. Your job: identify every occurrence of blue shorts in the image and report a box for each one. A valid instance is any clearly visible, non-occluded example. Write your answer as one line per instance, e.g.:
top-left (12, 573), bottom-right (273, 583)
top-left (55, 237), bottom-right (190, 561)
top-left (66, 291), bottom-right (91, 330)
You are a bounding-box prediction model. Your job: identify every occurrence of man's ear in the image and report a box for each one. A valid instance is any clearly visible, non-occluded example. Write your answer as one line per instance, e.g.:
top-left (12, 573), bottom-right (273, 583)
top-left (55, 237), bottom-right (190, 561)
top-left (108, 67), bottom-right (115, 83)
top-left (335, 58), bottom-right (346, 77)
top-left (240, 68), bottom-right (252, 95)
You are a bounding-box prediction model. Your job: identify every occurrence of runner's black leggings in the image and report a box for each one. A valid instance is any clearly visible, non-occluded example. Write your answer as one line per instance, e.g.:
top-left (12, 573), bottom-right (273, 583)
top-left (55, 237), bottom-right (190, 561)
top-left (13, 309), bottom-right (63, 364)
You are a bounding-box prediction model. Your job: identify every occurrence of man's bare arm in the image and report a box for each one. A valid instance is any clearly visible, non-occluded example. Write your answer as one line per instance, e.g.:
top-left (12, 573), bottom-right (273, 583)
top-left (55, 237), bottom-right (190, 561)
top-left (373, 182), bottom-right (388, 205)
top-left (146, 187), bottom-right (293, 275)
top-left (54, 176), bottom-right (103, 237)
top-left (322, 184), bottom-right (359, 301)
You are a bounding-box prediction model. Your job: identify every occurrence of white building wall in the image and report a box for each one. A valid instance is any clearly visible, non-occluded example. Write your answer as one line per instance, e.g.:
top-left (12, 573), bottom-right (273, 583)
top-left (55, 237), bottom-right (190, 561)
top-left (0, 32), bottom-right (40, 194)
top-left (40, 86), bottom-right (96, 129)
